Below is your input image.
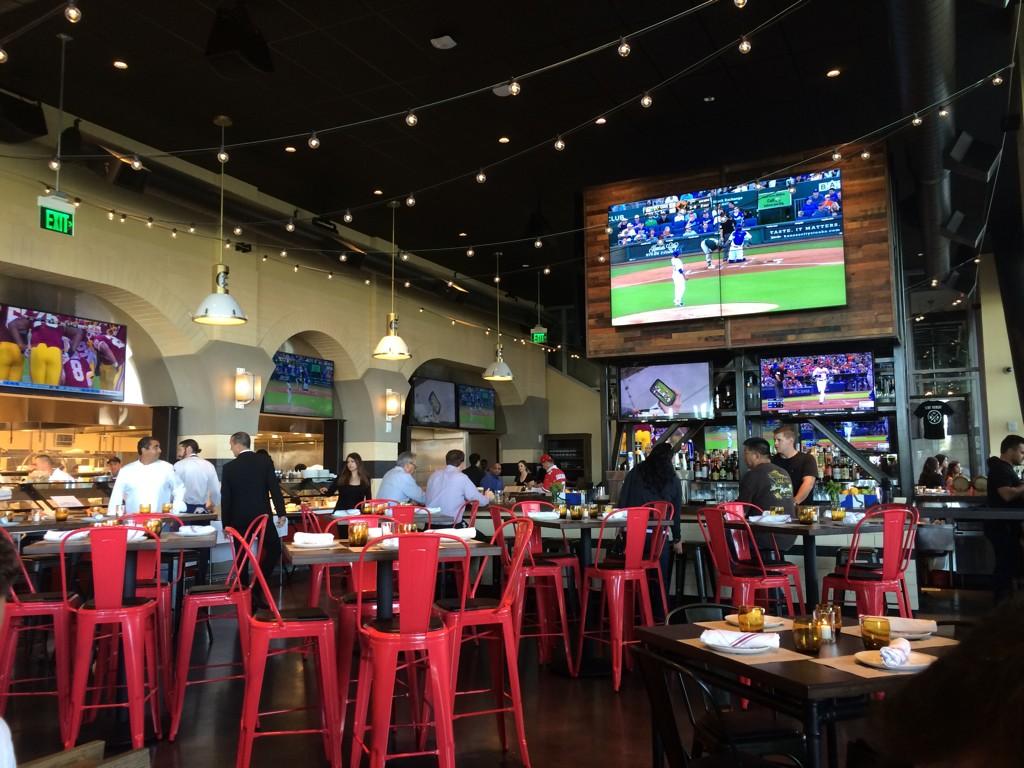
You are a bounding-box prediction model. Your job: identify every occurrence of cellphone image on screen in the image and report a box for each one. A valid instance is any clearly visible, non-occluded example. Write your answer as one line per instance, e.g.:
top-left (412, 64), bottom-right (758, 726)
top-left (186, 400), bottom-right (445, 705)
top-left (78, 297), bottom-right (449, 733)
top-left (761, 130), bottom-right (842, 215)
top-left (429, 390), bottom-right (442, 415)
top-left (649, 378), bottom-right (677, 406)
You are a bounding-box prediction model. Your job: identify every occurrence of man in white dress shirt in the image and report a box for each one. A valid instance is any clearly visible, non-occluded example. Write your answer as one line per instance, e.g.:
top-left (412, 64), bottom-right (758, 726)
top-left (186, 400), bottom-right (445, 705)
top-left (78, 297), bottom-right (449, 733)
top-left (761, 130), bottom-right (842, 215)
top-left (376, 452), bottom-right (426, 504)
top-left (107, 435), bottom-right (185, 515)
top-left (426, 449), bottom-right (492, 526)
top-left (174, 439), bottom-right (221, 514)
top-left (33, 454), bottom-right (73, 482)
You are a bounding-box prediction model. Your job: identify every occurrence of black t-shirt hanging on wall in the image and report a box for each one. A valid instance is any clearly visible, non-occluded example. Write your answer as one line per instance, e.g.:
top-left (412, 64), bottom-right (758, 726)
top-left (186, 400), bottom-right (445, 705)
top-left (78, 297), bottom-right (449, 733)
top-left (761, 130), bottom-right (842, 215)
top-left (914, 400), bottom-right (954, 440)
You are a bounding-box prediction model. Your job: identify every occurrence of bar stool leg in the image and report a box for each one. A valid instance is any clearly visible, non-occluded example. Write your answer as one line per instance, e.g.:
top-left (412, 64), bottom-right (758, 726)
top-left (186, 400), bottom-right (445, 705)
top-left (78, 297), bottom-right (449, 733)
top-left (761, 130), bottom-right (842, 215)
top-left (369, 645), bottom-right (400, 768)
top-left (502, 617), bottom-right (531, 768)
top-left (236, 629), bottom-right (269, 768)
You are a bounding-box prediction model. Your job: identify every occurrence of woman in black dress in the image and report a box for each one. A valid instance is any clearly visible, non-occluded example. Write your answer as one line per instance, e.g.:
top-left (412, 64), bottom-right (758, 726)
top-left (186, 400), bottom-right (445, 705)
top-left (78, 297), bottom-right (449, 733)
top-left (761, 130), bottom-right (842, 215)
top-left (327, 452), bottom-right (371, 510)
top-left (514, 460), bottom-right (535, 487)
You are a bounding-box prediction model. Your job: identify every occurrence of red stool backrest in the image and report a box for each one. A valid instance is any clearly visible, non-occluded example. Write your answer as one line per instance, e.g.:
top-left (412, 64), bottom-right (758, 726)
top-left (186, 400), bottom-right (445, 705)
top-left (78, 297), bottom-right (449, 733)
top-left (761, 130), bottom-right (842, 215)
top-left (59, 526), bottom-right (159, 610)
top-left (224, 515), bottom-right (268, 591)
top-left (225, 526), bottom-right (281, 624)
top-left (300, 508), bottom-right (324, 534)
top-left (122, 513), bottom-right (181, 582)
top-left (644, 501), bottom-right (674, 563)
top-left (697, 507), bottom-right (770, 579)
top-left (487, 505), bottom-right (512, 531)
top-left (391, 505), bottom-right (431, 528)
top-left (592, 507), bottom-right (657, 571)
top-left (511, 500), bottom-right (555, 557)
top-left (719, 502), bottom-right (763, 561)
top-left (842, 505), bottom-right (918, 581)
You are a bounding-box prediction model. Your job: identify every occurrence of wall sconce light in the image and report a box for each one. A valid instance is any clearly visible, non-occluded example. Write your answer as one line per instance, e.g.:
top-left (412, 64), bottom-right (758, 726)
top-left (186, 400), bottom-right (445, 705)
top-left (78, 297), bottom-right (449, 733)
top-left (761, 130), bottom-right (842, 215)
top-left (235, 367), bottom-right (262, 409)
top-left (385, 387), bottom-right (401, 432)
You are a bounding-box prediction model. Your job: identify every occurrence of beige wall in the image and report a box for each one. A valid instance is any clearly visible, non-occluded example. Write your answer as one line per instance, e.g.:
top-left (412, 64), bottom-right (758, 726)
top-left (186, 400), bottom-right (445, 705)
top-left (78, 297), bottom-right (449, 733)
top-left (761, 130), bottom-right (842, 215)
top-left (979, 260), bottom-right (1023, 456)
top-left (545, 366), bottom-right (602, 482)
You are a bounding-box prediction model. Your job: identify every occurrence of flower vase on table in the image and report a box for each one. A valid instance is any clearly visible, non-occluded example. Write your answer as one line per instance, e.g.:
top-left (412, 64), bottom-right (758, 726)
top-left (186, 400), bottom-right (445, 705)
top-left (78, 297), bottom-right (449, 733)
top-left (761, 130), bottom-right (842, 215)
top-left (549, 482), bottom-right (565, 504)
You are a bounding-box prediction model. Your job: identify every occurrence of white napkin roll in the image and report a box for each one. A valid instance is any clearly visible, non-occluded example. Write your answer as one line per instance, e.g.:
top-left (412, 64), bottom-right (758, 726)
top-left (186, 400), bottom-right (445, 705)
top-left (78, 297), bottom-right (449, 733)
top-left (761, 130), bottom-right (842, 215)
top-left (43, 530), bottom-right (88, 542)
top-left (603, 510), bottom-right (628, 521)
top-left (749, 515), bottom-right (791, 524)
top-left (179, 525), bottom-right (216, 536)
top-left (432, 527), bottom-right (477, 540)
top-left (880, 637), bottom-right (912, 668)
top-left (292, 532), bottom-right (335, 547)
top-left (528, 511), bottom-right (560, 520)
top-left (699, 629), bottom-right (780, 649)
top-left (864, 616), bottom-right (938, 635)
top-left (125, 530), bottom-right (147, 542)
top-left (842, 513), bottom-right (866, 525)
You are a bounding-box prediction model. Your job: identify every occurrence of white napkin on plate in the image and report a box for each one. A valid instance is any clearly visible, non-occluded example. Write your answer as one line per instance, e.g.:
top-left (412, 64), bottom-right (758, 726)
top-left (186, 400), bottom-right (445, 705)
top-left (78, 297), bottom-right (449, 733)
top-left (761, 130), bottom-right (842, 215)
top-left (864, 616), bottom-right (938, 636)
top-left (43, 530), bottom-right (88, 542)
top-left (842, 512), bottom-right (866, 525)
top-left (125, 529), bottom-right (147, 542)
top-left (432, 527), bottom-right (477, 540)
top-left (700, 629), bottom-right (780, 649)
top-left (179, 525), bottom-right (216, 536)
top-left (603, 510), bottom-right (628, 521)
top-left (292, 532), bottom-right (335, 547)
top-left (527, 511), bottom-right (560, 521)
top-left (880, 637), bottom-right (912, 668)
top-left (749, 515), bottom-right (791, 524)
top-left (333, 509), bottom-right (359, 517)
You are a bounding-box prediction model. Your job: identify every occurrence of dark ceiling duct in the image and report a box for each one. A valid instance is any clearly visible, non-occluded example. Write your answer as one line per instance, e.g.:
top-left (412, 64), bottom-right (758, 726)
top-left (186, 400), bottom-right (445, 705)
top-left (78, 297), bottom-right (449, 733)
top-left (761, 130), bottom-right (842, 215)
top-left (888, 0), bottom-right (956, 282)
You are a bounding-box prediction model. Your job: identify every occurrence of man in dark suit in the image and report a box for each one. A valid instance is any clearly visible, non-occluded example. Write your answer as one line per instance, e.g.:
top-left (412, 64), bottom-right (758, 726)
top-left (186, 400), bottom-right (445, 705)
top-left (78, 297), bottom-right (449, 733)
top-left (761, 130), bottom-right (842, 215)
top-left (221, 431), bottom-right (286, 594)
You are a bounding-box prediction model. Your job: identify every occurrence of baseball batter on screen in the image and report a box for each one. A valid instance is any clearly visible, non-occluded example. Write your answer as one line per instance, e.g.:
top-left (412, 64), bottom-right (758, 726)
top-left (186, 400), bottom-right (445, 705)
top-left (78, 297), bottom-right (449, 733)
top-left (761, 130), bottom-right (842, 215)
top-left (670, 246), bottom-right (686, 307)
top-left (812, 363), bottom-right (830, 404)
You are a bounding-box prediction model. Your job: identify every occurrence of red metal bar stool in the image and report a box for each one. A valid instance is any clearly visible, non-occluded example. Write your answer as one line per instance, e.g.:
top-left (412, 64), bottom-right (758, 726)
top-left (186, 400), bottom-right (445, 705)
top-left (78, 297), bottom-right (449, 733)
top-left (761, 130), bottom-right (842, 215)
top-left (300, 507), bottom-right (330, 608)
top-left (641, 501), bottom-right (674, 616)
top-left (168, 516), bottom-right (267, 741)
top-left (822, 505), bottom-right (918, 617)
top-left (349, 533), bottom-right (469, 768)
top-left (719, 501), bottom-right (805, 613)
top-left (0, 527), bottom-right (76, 744)
top-left (63, 526), bottom-right (163, 750)
top-left (227, 526), bottom-right (341, 768)
top-left (696, 507), bottom-right (795, 615)
top-left (390, 504), bottom-right (432, 529)
top-left (435, 518), bottom-right (534, 767)
top-left (574, 507), bottom-right (658, 692)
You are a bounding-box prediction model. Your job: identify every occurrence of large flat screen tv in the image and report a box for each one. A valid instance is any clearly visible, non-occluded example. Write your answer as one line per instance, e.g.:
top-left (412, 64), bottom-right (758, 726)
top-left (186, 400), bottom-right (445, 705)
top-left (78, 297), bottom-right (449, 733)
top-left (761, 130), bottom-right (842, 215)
top-left (760, 352), bottom-right (875, 415)
top-left (607, 168), bottom-right (846, 325)
top-left (457, 384), bottom-right (496, 431)
top-left (801, 417), bottom-right (890, 451)
top-left (619, 362), bottom-right (712, 421)
top-left (411, 378), bottom-right (457, 428)
top-left (263, 352), bottom-right (335, 417)
top-left (0, 304), bottom-right (127, 400)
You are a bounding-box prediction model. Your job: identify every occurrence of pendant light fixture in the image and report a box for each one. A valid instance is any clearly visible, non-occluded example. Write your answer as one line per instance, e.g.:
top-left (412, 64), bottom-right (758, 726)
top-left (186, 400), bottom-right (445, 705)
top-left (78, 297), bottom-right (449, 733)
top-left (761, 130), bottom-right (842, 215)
top-left (483, 252), bottom-right (513, 382)
top-left (372, 200), bottom-right (411, 360)
top-left (193, 115), bottom-right (247, 326)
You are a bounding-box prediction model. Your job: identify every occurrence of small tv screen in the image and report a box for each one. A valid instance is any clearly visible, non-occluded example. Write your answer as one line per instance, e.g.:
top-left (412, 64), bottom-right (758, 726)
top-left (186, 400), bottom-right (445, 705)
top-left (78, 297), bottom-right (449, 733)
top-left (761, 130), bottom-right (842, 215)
top-left (704, 426), bottom-right (738, 452)
top-left (458, 384), bottom-right (496, 430)
top-left (607, 168), bottom-right (846, 325)
top-left (760, 353), bottom-right (875, 415)
top-left (619, 362), bottom-right (712, 421)
top-left (803, 417), bottom-right (890, 451)
top-left (263, 352), bottom-right (334, 417)
top-left (411, 378), bottom-right (457, 427)
top-left (0, 304), bottom-right (127, 400)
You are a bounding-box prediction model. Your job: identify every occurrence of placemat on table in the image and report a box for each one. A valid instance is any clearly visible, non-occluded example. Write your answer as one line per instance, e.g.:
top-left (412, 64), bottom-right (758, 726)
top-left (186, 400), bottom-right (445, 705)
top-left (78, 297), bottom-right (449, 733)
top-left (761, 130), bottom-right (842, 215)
top-left (680, 638), bottom-right (810, 665)
top-left (840, 626), bottom-right (959, 649)
top-left (808, 654), bottom-right (931, 679)
top-left (695, 618), bottom-right (795, 633)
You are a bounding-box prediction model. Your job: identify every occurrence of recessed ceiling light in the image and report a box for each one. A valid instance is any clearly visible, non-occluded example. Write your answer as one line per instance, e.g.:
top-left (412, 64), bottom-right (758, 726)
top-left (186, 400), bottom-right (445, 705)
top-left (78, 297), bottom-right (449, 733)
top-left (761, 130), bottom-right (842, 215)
top-left (458, 232), bottom-right (468, 237)
top-left (284, 146), bottom-right (297, 153)
top-left (521, 263), bottom-right (530, 268)
top-left (430, 35), bottom-right (457, 50)
top-left (826, 68), bottom-right (841, 78)
top-left (595, 117), bottom-right (607, 125)
top-left (373, 189), bottom-right (383, 195)
top-left (113, 60), bottom-right (128, 70)
top-left (703, 95), bottom-right (715, 102)
top-left (498, 136), bottom-right (510, 144)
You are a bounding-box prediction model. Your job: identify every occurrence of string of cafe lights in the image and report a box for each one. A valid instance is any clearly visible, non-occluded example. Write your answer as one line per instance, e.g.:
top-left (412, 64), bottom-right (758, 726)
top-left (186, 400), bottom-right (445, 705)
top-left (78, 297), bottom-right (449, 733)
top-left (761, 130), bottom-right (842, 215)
top-left (0, 1), bottom-right (81, 64)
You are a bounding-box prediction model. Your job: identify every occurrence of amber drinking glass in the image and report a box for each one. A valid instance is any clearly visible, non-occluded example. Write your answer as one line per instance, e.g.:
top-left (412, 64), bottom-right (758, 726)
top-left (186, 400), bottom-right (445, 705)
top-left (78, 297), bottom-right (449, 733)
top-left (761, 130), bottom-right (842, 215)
top-left (397, 522), bottom-right (417, 535)
top-left (588, 504), bottom-right (602, 520)
top-left (569, 505), bottom-right (583, 521)
top-left (138, 504), bottom-right (151, 513)
top-left (54, 508), bottom-right (69, 522)
top-left (797, 505), bottom-right (818, 524)
top-left (830, 507), bottom-right (846, 522)
top-left (162, 503), bottom-right (173, 514)
top-left (793, 616), bottom-right (822, 654)
top-left (557, 503), bottom-right (567, 519)
top-left (144, 518), bottom-right (163, 536)
top-left (737, 605), bottom-right (765, 632)
top-left (348, 522), bottom-right (369, 547)
top-left (860, 616), bottom-right (890, 650)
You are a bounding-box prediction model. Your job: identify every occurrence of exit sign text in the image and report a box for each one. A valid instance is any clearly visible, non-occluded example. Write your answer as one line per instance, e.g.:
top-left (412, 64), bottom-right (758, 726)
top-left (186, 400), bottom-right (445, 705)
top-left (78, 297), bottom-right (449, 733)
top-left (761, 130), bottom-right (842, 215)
top-left (37, 195), bottom-right (76, 237)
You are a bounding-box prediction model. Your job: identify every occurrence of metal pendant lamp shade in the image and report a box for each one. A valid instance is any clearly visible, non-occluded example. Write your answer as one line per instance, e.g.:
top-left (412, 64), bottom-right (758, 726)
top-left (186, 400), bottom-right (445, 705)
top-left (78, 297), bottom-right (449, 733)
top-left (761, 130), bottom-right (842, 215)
top-left (373, 203), bottom-right (411, 361)
top-left (193, 264), bottom-right (247, 325)
top-left (483, 252), bottom-right (513, 381)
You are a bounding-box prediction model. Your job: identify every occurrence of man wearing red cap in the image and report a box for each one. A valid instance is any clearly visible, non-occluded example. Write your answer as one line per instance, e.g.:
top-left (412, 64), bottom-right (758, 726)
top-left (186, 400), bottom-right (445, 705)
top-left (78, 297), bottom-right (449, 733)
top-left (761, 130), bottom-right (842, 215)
top-left (540, 454), bottom-right (566, 492)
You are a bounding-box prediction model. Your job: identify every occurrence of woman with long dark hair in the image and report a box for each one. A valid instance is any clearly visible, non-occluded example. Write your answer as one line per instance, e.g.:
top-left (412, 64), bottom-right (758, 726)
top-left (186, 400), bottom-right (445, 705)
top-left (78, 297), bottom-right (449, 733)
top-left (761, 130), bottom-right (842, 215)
top-left (514, 459), bottom-right (535, 487)
top-left (326, 452), bottom-right (371, 510)
top-left (918, 456), bottom-right (945, 489)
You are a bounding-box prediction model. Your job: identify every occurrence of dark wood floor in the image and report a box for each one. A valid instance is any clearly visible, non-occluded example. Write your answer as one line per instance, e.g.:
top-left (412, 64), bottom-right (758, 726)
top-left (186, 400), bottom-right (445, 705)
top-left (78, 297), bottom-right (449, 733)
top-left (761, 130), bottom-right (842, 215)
top-left (5, 572), bottom-right (994, 767)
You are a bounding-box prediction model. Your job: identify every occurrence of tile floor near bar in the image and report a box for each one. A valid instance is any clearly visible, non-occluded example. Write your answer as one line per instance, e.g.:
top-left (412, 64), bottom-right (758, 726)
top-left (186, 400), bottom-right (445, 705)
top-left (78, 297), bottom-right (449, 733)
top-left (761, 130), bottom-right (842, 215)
top-left (5, 573), bottom-right (992, 768)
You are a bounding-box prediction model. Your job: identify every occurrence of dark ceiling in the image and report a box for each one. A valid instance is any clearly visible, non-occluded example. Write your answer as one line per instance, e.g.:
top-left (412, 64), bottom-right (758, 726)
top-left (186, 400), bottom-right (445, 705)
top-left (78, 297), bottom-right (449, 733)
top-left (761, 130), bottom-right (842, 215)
top-left (0, 0), bottom-right (1016, 313)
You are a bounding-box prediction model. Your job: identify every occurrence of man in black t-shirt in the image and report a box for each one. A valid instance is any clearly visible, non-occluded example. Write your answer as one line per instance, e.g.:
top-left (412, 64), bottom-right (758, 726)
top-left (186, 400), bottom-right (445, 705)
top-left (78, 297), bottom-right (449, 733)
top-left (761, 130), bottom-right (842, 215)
top-left (985, 434), bottom-right (1024, 602)
top-left (739, 437), bottom-right (795, 554)
top-left (772, 424), bottom-right (819, 505)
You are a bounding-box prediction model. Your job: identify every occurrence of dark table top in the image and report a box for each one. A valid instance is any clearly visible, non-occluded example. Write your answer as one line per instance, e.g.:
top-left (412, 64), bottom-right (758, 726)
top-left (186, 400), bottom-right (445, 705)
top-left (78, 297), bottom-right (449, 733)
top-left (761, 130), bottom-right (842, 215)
top-left (637, 623), bottom-right (958, 701)
top-left (677, 512), bottom-right (882, 537)
top-left (1, 512), bottom-right (218, 535)
top-left (24, 531), bottom-right (218, 555)
top-left (285, 538), bottom-right (501, 566)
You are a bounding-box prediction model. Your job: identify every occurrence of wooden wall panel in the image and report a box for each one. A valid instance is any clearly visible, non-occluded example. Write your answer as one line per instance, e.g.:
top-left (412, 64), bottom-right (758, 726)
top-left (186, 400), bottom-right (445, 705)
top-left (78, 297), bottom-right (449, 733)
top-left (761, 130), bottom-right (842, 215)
top-left (584, 148), bottom-right (895, 359)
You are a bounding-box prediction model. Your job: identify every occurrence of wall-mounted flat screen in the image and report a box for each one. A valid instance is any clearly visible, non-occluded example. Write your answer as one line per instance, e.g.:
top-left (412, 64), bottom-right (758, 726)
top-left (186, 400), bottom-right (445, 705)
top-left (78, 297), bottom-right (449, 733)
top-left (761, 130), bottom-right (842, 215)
top-left (457, 384), bottom-right (496, 430)
top-left (411, 378), bottom-right (457, 428)
top-left (263, 352), bottom-right (334, 417)
top-left (705, 426), bottom-right (738, 452)
top-left (0, 304), bottom-right (127, 400)
top-left (760, 353), bottom-right (875, 415)
top-left (607, 168), bottom-right (846, 325)
top-left (619, 362), bottom-right (712, 421)
top-left (801, 417), bottom-right (890, 451)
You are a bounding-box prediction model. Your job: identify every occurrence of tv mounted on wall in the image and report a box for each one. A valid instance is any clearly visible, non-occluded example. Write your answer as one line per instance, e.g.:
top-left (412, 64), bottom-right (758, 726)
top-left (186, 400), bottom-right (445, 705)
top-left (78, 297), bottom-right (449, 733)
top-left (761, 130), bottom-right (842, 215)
top-left (760, 352), bottom-right (875, 415)
top-left (618, 362), bottom-right (712, 421)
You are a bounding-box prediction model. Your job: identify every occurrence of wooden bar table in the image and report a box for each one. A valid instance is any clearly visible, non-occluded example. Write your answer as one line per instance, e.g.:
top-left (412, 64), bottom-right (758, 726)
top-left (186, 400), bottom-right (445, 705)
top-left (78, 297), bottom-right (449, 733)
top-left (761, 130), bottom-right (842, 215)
top-left (285, 537), bottom-right (501, 620)
top-left (638, 621), bottom-right (959, 768)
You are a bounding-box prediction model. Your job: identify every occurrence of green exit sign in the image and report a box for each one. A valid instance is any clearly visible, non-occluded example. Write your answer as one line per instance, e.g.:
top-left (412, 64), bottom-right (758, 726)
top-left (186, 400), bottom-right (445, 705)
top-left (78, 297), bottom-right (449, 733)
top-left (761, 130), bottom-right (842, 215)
top-left (37, 195), bottom-right (75, 237)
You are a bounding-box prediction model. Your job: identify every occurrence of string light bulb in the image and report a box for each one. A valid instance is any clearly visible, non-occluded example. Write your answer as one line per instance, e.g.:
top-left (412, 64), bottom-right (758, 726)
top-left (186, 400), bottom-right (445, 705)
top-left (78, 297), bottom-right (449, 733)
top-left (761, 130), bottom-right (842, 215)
top-left (146, 218), bottom-right (154, 228)
top-left (43, 185), bottom-right (52, 194)
top-left (48, 157), bottom-right (60, 171)
top-left (224, 239), bottom-right (231, 249)
top-left (72, 197), bottom-right (80, 207)
top-left (307, 131), bottom-right (320, 149)
top-left (617, 39), bottom-right (631, 57)
top-left (343, 210), bottom-right (353, 223)
top-left (188, 224), bottom-right (196, 234)
top-left (217, 147), bottom-right (229, 163)
top-left (171, 228), bottom-right (177, 238)
top-left (466, 247), bottom-right (475, 257)
top-left (327, 272), bottom-right (333, 279)
top-left (738, 38), bottom-right (752, 54)
top-left (400, 252), bottom-right (409, 261)
top-left (405, 111), bottom-right (418, 127)
top-left (405, 193), bottom-right (416, 207)
top-left (938, 107), bottom-right (949, 117)
top-left (475, 169), bottom-right (487, 183)
top-left (734, 0), bottom-right (747, 7)
top-left (404, 281), bottom-right (411, 288)
top-left (232, 226), bottom-right (243, 236)
top-left (640, 93), bottom-right (653, 108)
top-left (534, 238), bottom-right (543, 249)
top-left (285, 218), bottom-right (296, 232)
top-left (293, 265), bottom-right (299, 273)
top-left (280, 250), bottom-right (287, 257)
top-left (860, 149), bottom-right (871, 160)
top-left (598, 255), bottom-right (606, 263)
top-left (0, 48), bottom-right (7, 64)
top-left (64, 1), bottom-right (81, 23)
top-left (992, 74), bottom-right (1004, 86)
top-left (911, 114), bottom-right (923, 126)
top-left (831, 149), bottom-right (842, 161)
top-left (605, 225), bottom-right (613, 234)
top-left (554, 136), bottom-right (566, 151)
top-left (507, 79), bottom-right (521, 96)
top-left (543, 266), bottom-right (551, 275)
top-left (119, 214), bottom-right (127, 224)
top-left (262, 254), bottom-right (268, 262)
top-left (107, 209), bottom-right (115, 221)
top-left (339, 253), bottom-right (347, 262)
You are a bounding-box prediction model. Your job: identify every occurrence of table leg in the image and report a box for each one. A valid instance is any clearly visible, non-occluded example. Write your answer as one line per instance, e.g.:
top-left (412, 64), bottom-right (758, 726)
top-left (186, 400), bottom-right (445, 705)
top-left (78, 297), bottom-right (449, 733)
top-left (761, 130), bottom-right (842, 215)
top-left (827, 719), bottom-right (839, 768)
top-left (803, 534), bottom-right (819, 608)
top-left (804, 700), bottom-right (822, 768)
top-left (376, 560), bottom-right (395, 621)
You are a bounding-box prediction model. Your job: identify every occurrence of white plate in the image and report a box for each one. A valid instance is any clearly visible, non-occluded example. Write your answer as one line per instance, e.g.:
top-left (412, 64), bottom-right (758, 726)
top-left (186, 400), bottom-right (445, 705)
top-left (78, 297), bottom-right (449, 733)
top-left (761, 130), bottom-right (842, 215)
top-left (891, 631), bottom-right (934, 641)
top-left (178, 525), bottom-right (216, 537)
top-left (701, 641), bottom-right (773, 655)
top-left (749, 515), bottom-right (791, 525)
top-left (725, 614), bottom-right (786, 629)
top-left (333, 509), bottom-right (359, 517)
top-left (854, 650), bottom-right (935, 672)
top-left (292, 539), bottom-right (338, 549)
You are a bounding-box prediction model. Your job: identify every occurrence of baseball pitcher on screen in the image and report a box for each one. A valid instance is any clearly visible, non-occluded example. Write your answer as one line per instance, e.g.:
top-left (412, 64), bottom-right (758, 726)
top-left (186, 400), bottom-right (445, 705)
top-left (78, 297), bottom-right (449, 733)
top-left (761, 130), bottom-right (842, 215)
top-left (670, 248), bottom-right (686, 307)
top-left (812, 365), bottom-right (830, 404)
